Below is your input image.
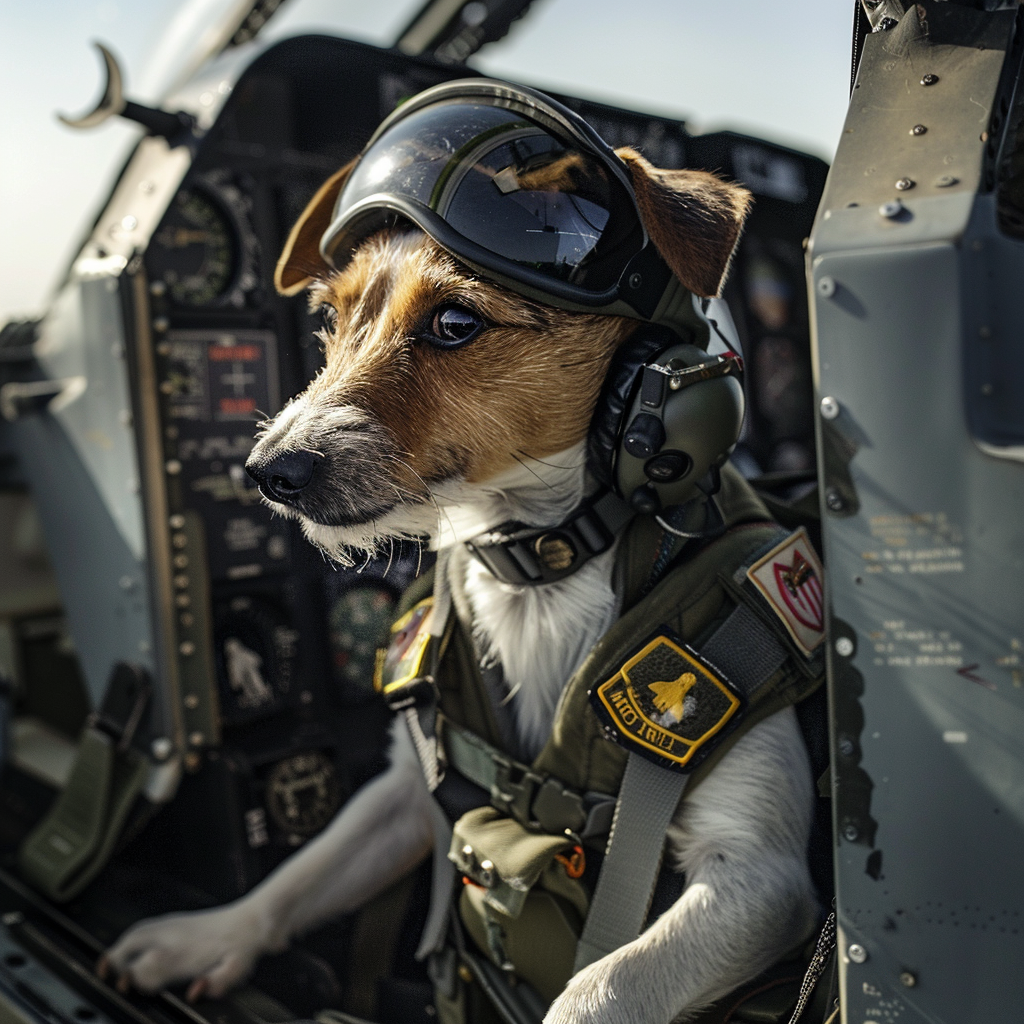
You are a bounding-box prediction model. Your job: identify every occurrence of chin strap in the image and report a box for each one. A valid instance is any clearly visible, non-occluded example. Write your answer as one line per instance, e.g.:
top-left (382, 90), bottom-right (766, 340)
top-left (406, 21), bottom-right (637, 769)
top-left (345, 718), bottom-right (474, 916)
top-left (465, 489), bottom-right (635, 586)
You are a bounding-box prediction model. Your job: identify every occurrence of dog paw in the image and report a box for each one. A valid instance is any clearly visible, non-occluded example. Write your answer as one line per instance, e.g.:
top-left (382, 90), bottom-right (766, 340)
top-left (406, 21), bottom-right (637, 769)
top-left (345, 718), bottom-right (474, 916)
top-left (544, 955), bottom-right (651, 1024)
top-left (100, 902), bottom-right (275, 999)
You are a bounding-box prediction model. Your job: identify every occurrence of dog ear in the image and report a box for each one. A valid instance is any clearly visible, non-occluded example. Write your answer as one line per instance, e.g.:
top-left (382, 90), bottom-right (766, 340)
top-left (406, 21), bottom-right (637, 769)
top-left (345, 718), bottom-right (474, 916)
top-left (616, 147), bottom-right (752, 298)
top-left (274, 159), bottom-right (357, 296)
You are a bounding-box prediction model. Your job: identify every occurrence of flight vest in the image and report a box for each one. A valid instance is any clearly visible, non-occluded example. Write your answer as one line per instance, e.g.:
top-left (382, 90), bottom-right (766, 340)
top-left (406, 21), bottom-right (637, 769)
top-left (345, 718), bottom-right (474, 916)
top-left (377, 467), bottom-right (826, 1018)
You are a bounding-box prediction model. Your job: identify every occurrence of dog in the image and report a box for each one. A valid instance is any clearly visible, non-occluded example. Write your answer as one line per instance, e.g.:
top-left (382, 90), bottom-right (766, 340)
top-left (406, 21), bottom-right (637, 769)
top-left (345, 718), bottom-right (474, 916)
top-left (101, 118), bottom-right (819, 1023)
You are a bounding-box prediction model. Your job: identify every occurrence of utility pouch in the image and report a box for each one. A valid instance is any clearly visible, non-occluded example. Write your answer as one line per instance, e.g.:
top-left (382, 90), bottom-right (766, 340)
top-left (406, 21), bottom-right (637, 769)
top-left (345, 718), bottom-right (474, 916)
top-left (18, 663), bottom-right (150, 902)
top-left (449, 806), bottom-right (588, 1001)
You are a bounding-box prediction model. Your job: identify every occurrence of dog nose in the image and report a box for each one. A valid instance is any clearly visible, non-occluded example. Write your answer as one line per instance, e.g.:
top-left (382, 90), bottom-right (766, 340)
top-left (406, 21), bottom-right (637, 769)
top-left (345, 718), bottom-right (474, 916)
top-left (245, 449), bottom-right (317, 504)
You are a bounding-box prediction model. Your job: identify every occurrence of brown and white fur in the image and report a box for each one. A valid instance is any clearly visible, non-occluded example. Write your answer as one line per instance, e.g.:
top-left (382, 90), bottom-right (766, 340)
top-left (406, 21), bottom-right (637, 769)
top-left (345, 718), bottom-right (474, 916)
top-left (103, 149), bottom-right (819, 1023)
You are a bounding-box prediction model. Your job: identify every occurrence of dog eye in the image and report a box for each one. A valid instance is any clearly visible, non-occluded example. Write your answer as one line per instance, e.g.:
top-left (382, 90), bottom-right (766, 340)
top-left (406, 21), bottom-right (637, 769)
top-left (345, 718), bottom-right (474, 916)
top-left (426, 304), bottom-right (485, 348)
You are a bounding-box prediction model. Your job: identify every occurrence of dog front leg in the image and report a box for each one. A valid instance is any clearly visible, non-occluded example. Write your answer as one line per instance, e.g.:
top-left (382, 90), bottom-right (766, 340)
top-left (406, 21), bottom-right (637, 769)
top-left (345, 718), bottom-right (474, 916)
top-left (103, 722), bottom-right (433, 999)
top-left (544, 708), bottom-right (819, 1024)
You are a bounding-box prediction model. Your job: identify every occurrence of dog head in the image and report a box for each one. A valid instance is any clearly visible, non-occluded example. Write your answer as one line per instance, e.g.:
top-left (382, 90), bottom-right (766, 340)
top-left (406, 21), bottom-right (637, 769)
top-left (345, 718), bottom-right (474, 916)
top-left (245, 146), bottom-right (750, 565)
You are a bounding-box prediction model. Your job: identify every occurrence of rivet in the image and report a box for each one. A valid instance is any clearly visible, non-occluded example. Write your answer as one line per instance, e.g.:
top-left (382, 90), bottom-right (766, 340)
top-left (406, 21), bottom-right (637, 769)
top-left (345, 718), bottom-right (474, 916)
top-left (174, 574), bottom-right (189, 590)
top-left (175, 593), bottom-right (191, 608)
top-left (895, 177), bottom-right (915, 191)
top-left (119, 575), bottom-right (136, 592)
top-left (458, 965), bottom-right (474, 984)
top-left (899, 971), bottom-right (917, 987)
top-left (151, 737), bottom-right (173, 761)
top-left (149, 280), bottom-right (167, 297)
top-left (173, 554), bottom-right (188, 569)
top-left (825, 488), bottom-right (846, 512)
top-left (628, 272), bottom-right (642, 290)
top-left (121, 215), bottom-right (138, 232)
top-left (188, 731), bottom-right (205, 747)
top-left (817, 276), bottom-right (836, 298)
top-left (156, 342), bottom-right (171, 356)
top-left (910, 124), bottom-right (927, 136)
top-left (172, 533), bottom-right (188, 549)
top-left (836, 636), bottom-right (855, 657)
top-left (183, 694), bottom-right (199, 709)
top-left (936, 175), bottom-right (958, 188)
top-left (879, 199), bottom-right (904, 219)
top-left (838, 736), bottom-right (856, 757)
top-left (820, 396), bottom-right (840, 420)
top-left (180, 612), bottom-right (194, 628)
top-left (179, 640), bottom-right (195, 657)
top-left (462, 844), bottom-right (474, 858)
top-left (169, 513), bottom-right (186, 529)
top-left (166, 459), bottom-right (182, 475)
top-left (480, 859), bottom-right (494, 872)
top-left (152, 316), bottom-right (169, 333)
top-left (159, 381), bottom-right (174, 395)
top-left (848, 943), bottom-right (868, 963)
top-left (669, 377), bottom-right (682, 390)
top-left (981, 383), bottom-right (994, 396)
top-left (921, 73), bottom-right (939, 86)
top-left (842, 823), bottom-right (860, 842)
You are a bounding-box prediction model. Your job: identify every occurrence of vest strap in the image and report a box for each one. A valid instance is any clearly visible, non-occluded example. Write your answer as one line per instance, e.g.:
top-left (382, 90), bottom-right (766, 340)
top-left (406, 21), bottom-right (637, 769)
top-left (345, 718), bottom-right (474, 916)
top-left (439, 717), bottom-right (616, 842)
top-left (574, 581), bottom-right (792, 971)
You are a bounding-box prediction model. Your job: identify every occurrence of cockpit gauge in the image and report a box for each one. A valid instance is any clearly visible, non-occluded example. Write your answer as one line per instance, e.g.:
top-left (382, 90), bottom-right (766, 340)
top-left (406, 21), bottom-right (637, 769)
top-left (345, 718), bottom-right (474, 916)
top-left (148, 190), bottom-right (237, 306)
top-left (265, 751), bottom-right (343, 841)
top-left (146, 171), bottom-right (260, 308)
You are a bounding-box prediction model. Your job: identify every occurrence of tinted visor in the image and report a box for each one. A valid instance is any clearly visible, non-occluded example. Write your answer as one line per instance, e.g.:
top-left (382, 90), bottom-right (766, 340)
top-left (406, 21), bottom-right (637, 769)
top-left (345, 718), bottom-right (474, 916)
top-left (321, 100), bottom-right (645, 294)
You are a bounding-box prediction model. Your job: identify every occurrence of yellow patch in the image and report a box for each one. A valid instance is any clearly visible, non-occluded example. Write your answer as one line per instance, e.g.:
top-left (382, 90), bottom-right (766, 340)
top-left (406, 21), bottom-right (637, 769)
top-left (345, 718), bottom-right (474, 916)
top-left (591, 635), bottom-right (742, 770)
top-left (373, 597), bottom-right (435, 695)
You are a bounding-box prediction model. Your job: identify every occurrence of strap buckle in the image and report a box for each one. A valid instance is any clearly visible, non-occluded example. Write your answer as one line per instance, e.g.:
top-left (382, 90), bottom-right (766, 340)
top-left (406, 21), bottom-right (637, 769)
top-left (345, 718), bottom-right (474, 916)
top-left (490, 758), bottom-right (543, 825)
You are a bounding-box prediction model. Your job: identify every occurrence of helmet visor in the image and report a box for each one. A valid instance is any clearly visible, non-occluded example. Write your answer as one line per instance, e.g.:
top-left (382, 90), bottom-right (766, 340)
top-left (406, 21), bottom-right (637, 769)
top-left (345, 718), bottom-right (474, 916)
top-left (321, 99), bottom-right (645, 296)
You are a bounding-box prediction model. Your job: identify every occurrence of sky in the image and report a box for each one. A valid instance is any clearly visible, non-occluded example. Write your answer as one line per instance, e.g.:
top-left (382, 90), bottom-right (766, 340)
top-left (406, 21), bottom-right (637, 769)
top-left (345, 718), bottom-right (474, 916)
top-left (0, 0), bottom-right (854, 324)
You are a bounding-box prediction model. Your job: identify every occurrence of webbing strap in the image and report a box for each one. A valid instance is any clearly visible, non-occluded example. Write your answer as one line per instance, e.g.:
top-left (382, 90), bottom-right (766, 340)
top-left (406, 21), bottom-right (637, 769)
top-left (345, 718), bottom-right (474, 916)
top-left (416, 798), bottom-right (458, 960)
top-left (573, 753), bottom-right (687, 971)
top-left (573, 599), bottom-right (790, 972)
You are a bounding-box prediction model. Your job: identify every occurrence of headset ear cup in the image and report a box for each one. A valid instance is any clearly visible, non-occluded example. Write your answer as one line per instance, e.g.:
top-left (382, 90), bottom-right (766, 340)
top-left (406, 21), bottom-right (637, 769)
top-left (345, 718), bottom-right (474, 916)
top-left (586, 326), bottom-right (680, 489)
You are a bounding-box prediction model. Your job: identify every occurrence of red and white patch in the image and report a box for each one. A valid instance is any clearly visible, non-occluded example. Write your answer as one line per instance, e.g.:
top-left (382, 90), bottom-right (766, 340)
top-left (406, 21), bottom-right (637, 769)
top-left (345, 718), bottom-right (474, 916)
top-left (747, 527), bottom-right (825, 657)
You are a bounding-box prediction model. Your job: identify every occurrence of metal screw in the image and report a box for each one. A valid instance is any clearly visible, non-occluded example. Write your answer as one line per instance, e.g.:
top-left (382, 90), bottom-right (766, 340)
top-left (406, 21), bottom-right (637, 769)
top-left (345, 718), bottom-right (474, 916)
top-left (151, 737), bottom-right (173, 761)
top-left (899, 971), bottom-right (917, 987)
top-left (848, 943), bottom-right (868, 963)
top-left (936, 175), bottom-right (958, 188)
top-left (836, 636), bottom-right (855, 657)
top-left (825, 488), bottom-right (846, 512)
top-left (838, 736), bottom-right (856, 757)
top-left (843, 823), bottom-right (860, 843)
top-left (895, 177), bottom-right (915, 191)
top-left (817, 276), bottom-right (836, 298)
top-left (879, 199), bottom-right (904, 219)
top-left (820, 396), bottom-right (840, 420)
top-left (628, 273), bottom-right (643, 290)
top-left (462, 844), bottom-right (474, 858)
top-left (910, 124), bottom-right (927, 136)
top-left (921, 73), bottom-right (939, 86)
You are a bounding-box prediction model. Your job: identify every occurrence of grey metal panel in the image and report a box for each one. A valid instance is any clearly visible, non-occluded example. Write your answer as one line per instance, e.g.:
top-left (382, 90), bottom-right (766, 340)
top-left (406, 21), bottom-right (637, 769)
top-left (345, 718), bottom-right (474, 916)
top-left (33, 277), bottom-right (146, 561)
top-left (6, 413), bottom-right (157, 721)
top-left (813, 241), bottom-right (1024, 1021)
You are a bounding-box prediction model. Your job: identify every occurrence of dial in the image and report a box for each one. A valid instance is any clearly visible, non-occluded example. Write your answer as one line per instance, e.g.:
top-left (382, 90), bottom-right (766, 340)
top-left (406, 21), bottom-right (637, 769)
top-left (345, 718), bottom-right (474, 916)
top-left (327, 583), bottom-right (398, 691)
top-left (265, 751), bottom-right (343, 839)
top-left (148, 189), bottom-right (237, 306)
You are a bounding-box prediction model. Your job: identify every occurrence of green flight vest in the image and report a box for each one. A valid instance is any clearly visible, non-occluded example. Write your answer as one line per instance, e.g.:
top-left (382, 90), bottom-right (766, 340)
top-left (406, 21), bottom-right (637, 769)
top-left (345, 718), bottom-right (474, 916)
top-left (383, 467), bottom-right (825, 1016)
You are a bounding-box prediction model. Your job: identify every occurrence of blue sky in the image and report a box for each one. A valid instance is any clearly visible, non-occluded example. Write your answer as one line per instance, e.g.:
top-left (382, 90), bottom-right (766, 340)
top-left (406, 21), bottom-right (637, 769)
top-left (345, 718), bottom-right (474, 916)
top-left (0, 0), bottom-right (854, 322)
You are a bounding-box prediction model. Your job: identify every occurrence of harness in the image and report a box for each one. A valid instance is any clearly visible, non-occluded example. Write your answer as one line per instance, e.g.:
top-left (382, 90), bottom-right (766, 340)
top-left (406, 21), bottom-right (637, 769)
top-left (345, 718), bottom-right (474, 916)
top-left (375, 467), bottom-right (826, 1023)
